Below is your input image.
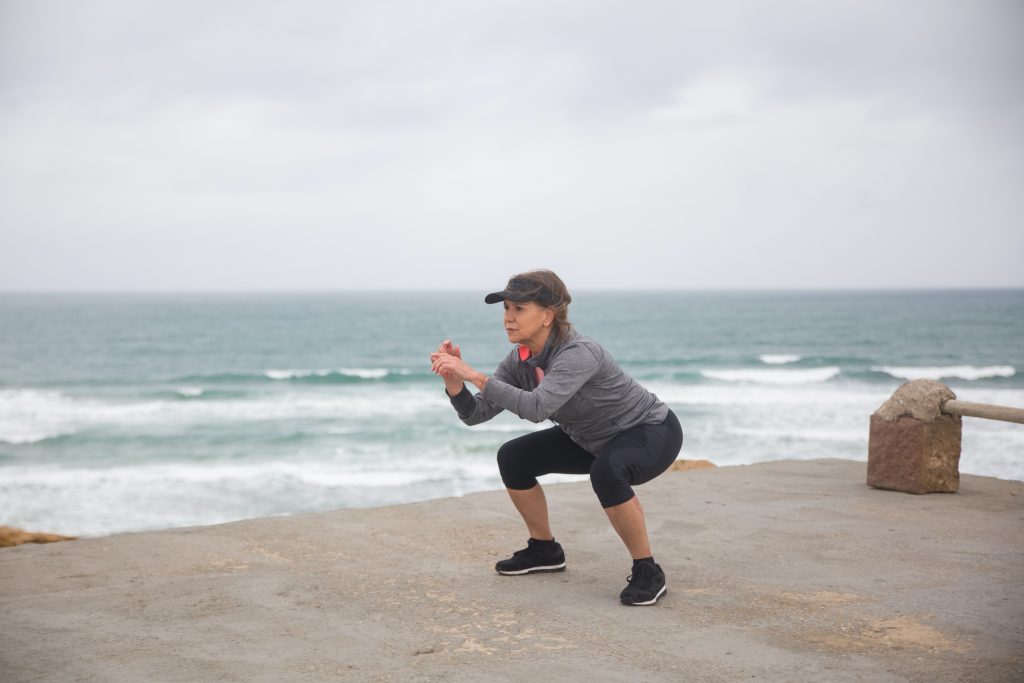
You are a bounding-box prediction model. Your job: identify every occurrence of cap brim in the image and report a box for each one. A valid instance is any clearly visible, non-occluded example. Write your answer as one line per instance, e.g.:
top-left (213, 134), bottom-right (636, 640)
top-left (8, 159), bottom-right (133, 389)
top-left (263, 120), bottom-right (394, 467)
top-left (484, 291), bottom-right (506, 304)
top-left (485, 290), bottom-right (535, 304)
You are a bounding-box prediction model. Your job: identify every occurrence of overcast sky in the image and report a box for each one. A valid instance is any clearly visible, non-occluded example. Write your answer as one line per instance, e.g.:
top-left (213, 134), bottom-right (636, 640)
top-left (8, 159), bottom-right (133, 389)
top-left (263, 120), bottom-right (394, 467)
top-left (1, 1), bottom-right (1021, 291)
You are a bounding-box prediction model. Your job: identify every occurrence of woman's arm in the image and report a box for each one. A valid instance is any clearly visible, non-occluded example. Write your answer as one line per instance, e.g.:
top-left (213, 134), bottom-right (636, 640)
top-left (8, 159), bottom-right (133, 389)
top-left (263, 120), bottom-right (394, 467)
top-left (480, 343), bottom-right (600, 423)
top-left (432, 342), bottom-right (515, 425)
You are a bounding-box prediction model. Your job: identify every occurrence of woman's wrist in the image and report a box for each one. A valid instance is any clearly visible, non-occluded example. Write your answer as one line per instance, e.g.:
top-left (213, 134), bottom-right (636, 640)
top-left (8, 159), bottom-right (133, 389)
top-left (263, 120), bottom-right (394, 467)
top-left (470, 371), bottom-right (489, 391)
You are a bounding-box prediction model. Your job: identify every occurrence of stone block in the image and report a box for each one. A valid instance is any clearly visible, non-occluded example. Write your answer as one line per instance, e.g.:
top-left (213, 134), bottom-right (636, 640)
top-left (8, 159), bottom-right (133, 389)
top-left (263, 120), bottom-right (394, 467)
top-left (867, 414), bottom-right (962, 493)
top-left (867, 379), bottom-right (962, 494)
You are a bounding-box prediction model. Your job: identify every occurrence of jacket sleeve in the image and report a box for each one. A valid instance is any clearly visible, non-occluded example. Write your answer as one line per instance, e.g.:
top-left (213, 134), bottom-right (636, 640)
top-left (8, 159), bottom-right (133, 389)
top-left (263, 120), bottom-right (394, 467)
top-left (479, 342), bottom-right (600, 423)
top-left (446, 351), bottom-right (518, 426)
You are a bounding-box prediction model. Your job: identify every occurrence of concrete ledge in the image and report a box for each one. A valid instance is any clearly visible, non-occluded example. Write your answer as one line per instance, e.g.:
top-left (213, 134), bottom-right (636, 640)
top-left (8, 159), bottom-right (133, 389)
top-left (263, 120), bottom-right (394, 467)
top-left (1, 459), bottom-right (1022, 682)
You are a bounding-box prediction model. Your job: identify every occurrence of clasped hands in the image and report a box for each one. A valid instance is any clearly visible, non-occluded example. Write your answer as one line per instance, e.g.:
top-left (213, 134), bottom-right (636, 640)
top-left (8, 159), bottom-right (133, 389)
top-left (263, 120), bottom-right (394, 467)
top-left (430, 339), bottom-right (488, 391)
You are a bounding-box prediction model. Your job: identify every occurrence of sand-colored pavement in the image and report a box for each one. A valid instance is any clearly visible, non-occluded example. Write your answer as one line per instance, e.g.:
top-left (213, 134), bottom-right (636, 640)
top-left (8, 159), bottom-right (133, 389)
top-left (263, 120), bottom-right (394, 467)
top-left (1, 459), bottom-right (1022, 682)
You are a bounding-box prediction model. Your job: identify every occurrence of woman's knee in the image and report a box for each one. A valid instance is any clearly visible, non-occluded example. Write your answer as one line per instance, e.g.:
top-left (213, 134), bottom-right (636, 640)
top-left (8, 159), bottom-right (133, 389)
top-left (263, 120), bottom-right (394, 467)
top-left (589, 456), bottom-right (632, 508)
top-left (497, 439), bottom-right (536, 490)
top-left (496, 440), bottom-right (517, 477)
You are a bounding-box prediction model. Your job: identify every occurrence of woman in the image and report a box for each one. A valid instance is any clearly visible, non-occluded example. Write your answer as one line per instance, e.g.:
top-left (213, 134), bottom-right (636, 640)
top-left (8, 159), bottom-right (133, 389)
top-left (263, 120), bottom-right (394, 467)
top-left (430, 269), bottom-right (683, 606)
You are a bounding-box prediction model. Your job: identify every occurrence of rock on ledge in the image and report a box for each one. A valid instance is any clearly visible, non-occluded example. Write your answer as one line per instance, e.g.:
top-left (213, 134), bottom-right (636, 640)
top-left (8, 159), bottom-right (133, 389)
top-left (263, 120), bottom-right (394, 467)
top-left (873, 379), bottom-right (956, 422)
top-left (667, 459), bottom-right (717, 472)
top-left (0, 526), bottom-right (77, 548)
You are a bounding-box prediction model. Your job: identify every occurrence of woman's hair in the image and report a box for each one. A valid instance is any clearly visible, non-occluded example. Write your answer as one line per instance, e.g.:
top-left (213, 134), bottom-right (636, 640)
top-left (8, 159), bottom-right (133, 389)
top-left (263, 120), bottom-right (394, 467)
top-left (517, 269), bottom-right (573, 341)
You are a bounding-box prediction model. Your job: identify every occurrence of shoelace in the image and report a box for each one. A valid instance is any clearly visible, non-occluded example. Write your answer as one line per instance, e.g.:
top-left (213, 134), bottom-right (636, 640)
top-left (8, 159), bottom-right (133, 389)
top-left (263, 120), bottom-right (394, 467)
top-left (513, 542), bottom-right (538, 557)
top-left (626, 563), bottom-right (657, 584)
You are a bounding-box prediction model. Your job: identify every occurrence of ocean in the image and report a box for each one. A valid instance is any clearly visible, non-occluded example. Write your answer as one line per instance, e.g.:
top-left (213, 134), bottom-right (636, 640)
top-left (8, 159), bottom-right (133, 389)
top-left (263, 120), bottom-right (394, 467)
top-left (1, 290), bottom-right (1022, 537)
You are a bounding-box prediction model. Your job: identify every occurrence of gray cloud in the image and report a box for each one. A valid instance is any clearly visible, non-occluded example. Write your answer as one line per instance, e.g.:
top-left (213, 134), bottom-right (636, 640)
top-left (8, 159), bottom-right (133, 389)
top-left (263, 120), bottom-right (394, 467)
top-left (1, 0), bottom-right (1022, 290)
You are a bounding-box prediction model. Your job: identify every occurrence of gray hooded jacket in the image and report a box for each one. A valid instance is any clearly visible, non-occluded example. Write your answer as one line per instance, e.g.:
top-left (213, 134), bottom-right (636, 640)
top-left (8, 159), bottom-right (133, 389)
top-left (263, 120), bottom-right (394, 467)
top-left (447, 329), bottom-right (669, 454)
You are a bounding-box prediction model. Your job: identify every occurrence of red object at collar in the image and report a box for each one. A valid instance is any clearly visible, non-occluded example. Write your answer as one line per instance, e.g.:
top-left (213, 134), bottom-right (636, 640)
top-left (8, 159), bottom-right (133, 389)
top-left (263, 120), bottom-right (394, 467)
top-left (518, 345), bottom-right (544, 384)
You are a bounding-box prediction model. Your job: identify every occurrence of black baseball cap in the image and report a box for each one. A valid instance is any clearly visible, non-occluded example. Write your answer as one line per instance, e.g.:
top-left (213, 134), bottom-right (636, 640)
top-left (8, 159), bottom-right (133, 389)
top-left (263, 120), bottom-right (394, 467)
top-left (484, 276), bottom-right (557, 306)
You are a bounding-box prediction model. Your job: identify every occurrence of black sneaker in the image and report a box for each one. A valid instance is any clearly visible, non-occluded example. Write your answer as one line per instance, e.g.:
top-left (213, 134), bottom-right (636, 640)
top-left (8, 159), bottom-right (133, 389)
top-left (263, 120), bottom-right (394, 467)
top-left (620, 561), bottom-right (667, 605)
top-left (495, 538), bottom-right (566, 575)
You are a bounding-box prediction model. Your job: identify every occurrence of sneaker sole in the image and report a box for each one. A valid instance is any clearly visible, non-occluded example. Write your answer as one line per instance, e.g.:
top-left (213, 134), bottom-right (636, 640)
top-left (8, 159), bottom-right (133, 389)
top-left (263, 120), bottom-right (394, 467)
top-left (622, 585), bottom-right (667, 606)
top-left (495, 562), bottom-right (567, 576)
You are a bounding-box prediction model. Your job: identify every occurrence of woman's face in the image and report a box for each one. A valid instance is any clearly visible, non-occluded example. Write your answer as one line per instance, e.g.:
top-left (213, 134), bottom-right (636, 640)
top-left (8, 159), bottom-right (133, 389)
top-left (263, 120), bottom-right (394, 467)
top-left (503, 300), bottom-right (553, 348)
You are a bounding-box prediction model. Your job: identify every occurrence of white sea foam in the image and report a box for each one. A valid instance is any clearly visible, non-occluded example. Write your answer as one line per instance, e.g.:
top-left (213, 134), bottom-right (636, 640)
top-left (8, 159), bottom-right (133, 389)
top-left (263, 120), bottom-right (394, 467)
top-left (759, 354), bottom-right (802, 365)
top-left (961, 422), bottom-right (1024, 479)
top-left (648, 381), bottom-right (886, 408)
top-left (0, 458), bottom-right (486, 491)
top-left (873, 365), bottom-right (1016, 381)
top-left (0, 386), bottom-right (445, 444)
top-left (460, 422), bottom-right (551, 433)
top-left (0, 452), bottom-right (505, 536)
top-left (0, 389), bottom-right (82, 444)
top-left (177, 387), bottom-right (204, 397)
top-left (265, 369), bottom-right (295, 380)
top-left (341, 368), bottom-right (390, 379)
top-left (265, 368), bottom-right (392, 380)
top-left (265, 368), bottom-right (320, 379)
top-left (728, 426), bottom-right (866, 443)
top-left (701, 367), bottom-right (840, 385)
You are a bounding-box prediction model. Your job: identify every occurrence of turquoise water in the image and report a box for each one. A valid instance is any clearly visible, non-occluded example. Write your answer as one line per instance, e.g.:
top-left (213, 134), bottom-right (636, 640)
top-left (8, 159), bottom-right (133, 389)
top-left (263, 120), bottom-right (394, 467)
top-left (1, 290), bottom-right (1022, 536)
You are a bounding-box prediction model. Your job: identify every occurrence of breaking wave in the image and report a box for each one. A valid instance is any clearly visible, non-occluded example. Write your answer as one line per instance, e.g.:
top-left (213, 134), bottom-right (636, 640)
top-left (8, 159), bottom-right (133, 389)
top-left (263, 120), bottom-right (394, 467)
top-left (872, 365), bottom-right (1016, 381)
top-left (701, 367), bottom-right (841, 385)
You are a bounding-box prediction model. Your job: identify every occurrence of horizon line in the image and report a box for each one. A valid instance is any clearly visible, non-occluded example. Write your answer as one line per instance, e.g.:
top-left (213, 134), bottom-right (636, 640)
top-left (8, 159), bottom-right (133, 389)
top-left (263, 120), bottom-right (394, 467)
top-left (1, 285), bottom-right (1023, 295)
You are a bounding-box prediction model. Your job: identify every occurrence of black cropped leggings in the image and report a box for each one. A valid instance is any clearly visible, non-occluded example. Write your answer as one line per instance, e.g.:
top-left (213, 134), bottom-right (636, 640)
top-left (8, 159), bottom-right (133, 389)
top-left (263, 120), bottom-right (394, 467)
top-left (496, 409), bottom-right (683, 508)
